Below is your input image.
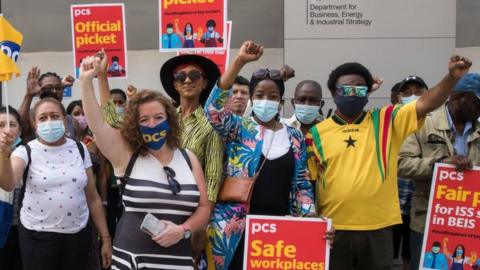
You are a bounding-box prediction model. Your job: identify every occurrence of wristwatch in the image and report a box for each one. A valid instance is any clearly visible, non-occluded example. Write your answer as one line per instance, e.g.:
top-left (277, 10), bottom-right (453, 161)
top-left (181, 224), bottom-right (192, 239)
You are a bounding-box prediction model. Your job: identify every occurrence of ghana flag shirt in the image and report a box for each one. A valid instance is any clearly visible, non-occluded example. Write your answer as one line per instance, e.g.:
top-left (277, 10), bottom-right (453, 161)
top-left (306, 100), bottom-right (424, 230)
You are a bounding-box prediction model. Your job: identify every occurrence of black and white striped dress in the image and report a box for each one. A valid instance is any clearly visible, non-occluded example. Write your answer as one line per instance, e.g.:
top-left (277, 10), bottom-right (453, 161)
top-left (112, 149), bottom-right (200, 270)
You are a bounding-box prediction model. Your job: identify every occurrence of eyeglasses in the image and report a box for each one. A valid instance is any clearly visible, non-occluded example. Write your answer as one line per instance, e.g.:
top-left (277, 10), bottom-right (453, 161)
top-left (335, 85), bottom-right (369, 97)
top-left (252, 69), bottom-right (282, 80)
top-left (174, 70), bottom-right (204, 83)
top-left (40, 85), bottom-right (65, 99)
top-left (41, 85), bottom-right (65, 93)
top-left (163, 166), bottom-right (181, 194)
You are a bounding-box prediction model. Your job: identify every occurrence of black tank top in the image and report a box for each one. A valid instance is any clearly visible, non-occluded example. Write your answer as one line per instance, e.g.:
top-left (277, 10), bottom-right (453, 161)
top-left (249, 147), bottom-right (294, 216)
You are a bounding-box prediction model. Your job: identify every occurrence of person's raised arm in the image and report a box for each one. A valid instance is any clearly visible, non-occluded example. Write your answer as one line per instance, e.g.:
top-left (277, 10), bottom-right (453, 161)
top-left (218, 41), bottom-right (263, 90)
top-left (79, 56), bottom-right (131, 170)
top-left (416, 55), bottom-right (472, 119)
top-left (19, 67), bottom-right (42, 141)
top-left (204, 41), bottom-right (263, 139)
top-left (96, 49), bottom-right (113, 106)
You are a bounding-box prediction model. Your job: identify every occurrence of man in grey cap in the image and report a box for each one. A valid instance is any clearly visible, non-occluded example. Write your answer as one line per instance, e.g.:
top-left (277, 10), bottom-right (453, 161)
top-left (398, 73), bottom-right (480, 270)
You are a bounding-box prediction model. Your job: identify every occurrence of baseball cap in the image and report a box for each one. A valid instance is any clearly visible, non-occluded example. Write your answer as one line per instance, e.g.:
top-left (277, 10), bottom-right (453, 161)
top-left (397, 75), bottom-right (428, 92)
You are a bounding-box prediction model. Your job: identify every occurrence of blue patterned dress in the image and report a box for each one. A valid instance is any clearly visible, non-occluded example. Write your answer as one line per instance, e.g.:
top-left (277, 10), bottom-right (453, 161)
top-left (204, 85), bottom-right (316, 270)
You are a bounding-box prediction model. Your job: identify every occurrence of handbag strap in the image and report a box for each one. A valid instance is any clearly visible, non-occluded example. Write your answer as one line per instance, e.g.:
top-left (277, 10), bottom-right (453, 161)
top-left (245, 122), bottom-right (282, 212)
top-left (254, 122), bottom-right (279, 179)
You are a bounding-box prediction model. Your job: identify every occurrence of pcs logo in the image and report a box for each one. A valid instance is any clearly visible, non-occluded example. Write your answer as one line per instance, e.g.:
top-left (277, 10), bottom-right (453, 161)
top-left (142, 131), bottom-right (168, 143)
top-left (0, 41), bottom-right (21, 62)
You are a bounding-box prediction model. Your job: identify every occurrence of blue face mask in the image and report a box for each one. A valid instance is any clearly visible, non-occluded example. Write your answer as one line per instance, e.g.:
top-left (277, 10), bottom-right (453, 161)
top-left (456, 249), bottom-right (464, 256)
top-left (37, 120), bottom-right (65, 143)
top-left (139, 120), bottom-right (170, 150)
top-left (207, 26), bottom-right (214, 32)
top-left (252, 99), bottom-right (280, 123)
top-left (115, 106), bottom-right (125, 116)
top-left (186, 27), bottom-right (192, 33)
top-left (432, 246), bottom-right (440, 254)
top-left (401, 95), bottom-right (420, 104)
top-left (333, 95), bottom-right (368, 118)
top-left (166, 28), bottom-right (173, 34)
top-left (295, 104), bottom-right (321, 124)
top-left (11, 136), bottom-right (22, 150)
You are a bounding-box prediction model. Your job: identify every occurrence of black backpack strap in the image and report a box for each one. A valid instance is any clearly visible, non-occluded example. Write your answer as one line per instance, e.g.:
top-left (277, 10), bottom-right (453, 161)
top-left (19, 144), bottom-right (32, 207)
top-left (74, 141), bottom-right (85, 161)
top-left (179, 148), bottom-right (192, 171)
top-left (118, 152), bottom-right (140, 195)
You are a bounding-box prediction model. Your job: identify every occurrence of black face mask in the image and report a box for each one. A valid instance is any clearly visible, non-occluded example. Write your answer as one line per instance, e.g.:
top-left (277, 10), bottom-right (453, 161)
top-left (333, 95), bottom-right (368, 118)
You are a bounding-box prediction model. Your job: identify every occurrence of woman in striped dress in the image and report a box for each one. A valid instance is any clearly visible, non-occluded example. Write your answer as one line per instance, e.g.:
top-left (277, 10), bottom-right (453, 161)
top-left (79, 56), bottom-right (211, 269)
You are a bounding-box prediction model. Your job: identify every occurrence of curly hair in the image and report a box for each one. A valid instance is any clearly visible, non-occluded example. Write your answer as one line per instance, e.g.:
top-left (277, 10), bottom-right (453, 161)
top-left (327, 62), bottom-right (373, 94)
top-left (121, 90), bottom-right (180, 156)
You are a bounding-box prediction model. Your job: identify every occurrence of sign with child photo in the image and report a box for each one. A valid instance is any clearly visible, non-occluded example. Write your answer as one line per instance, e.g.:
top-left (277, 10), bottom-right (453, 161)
top-left (71, 4), bottom-right (128, 78)
top-left (159, 0), bottom-right (227, 51)
top-left (420, 164), bottom-right (480, 270)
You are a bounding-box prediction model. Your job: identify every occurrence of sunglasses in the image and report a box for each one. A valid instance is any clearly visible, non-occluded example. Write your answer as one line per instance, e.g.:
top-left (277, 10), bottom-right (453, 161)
top-left (163, 166), bottom-right (181, 194)
top-left (174, 70), bottom-right (204, 83)
top-left (335, 85), bottom-right (369, 97)
top-left (40, 85), bottom-right (65, 99)
top-left (252, 69), bottom-right (282, 80)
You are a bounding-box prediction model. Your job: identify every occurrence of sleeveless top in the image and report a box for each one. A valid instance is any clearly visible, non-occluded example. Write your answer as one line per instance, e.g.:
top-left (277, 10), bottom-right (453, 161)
top-left (112, 149), bottom-right (200, 270)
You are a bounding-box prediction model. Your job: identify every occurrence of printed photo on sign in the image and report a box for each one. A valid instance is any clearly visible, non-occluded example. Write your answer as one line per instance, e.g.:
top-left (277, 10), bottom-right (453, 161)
top-left (159, 0), bottom-right (227, 51)
top-left (244, 215), bottom-right (331, 270)
top-left (71, 4), bottom-right (128, 78)
top-left (420, 164), bottom-right (480, 270)
top-left (177, 21), bottom-right (231, 74)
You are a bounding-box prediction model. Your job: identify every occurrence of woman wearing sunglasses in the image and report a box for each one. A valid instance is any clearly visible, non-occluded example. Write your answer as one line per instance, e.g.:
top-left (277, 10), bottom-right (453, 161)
top-left (78, 56), bottom-right (211, 270)
top-left (203, 41), bottom-right (317, 270)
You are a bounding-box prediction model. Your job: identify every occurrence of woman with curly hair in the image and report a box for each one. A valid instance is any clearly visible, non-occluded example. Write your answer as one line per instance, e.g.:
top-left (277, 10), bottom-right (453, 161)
top-left (79, 55), bottom-right (211, 270)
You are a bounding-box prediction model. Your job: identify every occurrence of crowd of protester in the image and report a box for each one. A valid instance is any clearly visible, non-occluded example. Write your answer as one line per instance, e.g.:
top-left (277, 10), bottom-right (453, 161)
top-left (0, 40), bottom-right (479, 270)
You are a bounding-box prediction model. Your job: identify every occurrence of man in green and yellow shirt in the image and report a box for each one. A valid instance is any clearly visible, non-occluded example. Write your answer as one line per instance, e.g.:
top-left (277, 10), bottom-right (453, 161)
top-left (307, 56), bottom-right (472, 270)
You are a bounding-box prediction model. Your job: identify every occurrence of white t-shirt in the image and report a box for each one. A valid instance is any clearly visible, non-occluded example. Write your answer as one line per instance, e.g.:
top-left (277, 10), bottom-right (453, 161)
top-left (262, 124), bottom-right (291, 160)
top-left (12, 139), bottom-right (92, 233)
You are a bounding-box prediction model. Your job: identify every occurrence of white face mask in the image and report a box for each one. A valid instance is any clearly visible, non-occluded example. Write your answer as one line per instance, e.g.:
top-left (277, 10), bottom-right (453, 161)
top-left (295, 104), bottom-right (321, 124)
top-left (252, 99), bottom-right (280, 123)
top-left (401, 95), bottom-right (420, 104)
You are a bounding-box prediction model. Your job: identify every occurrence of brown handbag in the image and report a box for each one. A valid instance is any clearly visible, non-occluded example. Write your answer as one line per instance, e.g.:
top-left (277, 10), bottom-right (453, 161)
top-left (217, 176), bottom-right (256, 203)
top-left (217, 124), bottom-right (278, 203)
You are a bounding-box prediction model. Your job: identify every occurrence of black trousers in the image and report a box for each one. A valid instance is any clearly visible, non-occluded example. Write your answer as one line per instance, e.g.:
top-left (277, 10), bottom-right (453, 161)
top-left (330, 227), bottom-right (394, 270)
top-left (18, 223), bottom-right (91, 270)
top-left (392, 214), bottom-right (411, 260)
top-left (0, 225), bottom-right (23, 270)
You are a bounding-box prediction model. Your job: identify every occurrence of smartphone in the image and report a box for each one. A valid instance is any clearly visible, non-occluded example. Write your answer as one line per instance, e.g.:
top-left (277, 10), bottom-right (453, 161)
top-left (140, 213), bottom-right (166, 236)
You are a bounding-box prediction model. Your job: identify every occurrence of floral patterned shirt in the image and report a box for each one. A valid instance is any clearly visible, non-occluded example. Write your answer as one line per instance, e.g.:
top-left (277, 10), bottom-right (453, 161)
top-left (204, 84), bottom-right (316, 269)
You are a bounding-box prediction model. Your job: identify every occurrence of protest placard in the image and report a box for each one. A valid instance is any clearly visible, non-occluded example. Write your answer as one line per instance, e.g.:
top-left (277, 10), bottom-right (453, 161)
top-left (244, 215), bottom-right (331, 270)
top-left (420, 164), bottom-right (480, 269)
top-left (159, 0), bottom-right (227, 51)
top-left (71, 4), bottom-right (127, 78)
top-left (177, 21), bottom-right (231, 73)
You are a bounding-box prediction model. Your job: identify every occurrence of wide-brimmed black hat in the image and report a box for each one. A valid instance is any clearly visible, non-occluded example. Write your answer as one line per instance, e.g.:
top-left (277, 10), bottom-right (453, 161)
top-left (160, 55), bottom-right (220, 106)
